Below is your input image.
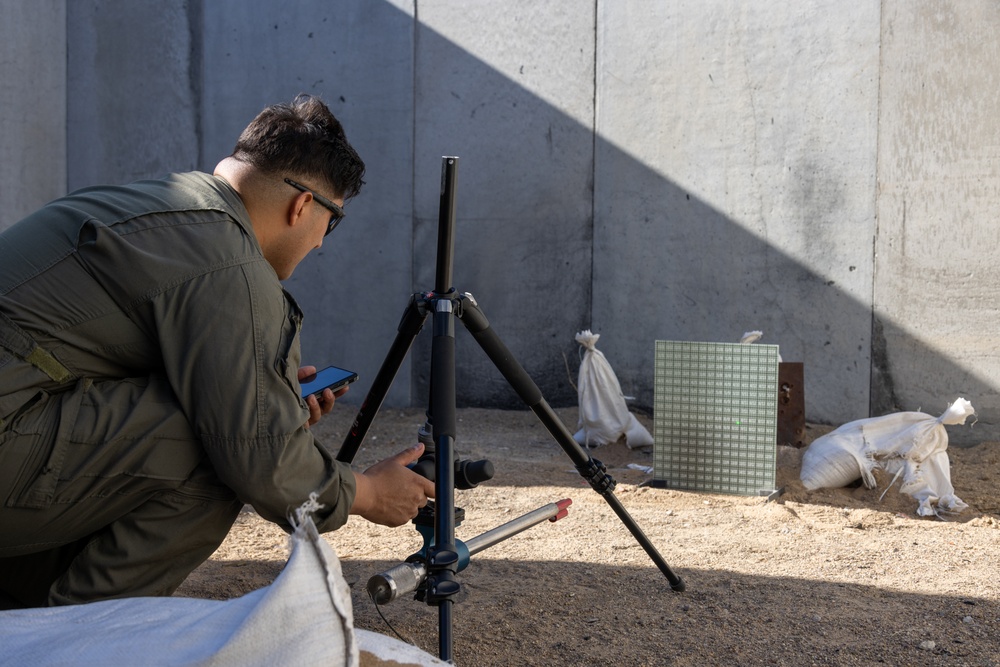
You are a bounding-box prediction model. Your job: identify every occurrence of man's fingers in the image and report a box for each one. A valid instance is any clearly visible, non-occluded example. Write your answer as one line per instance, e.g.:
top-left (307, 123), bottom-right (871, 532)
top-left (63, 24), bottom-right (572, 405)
top-left (396, 442), bottom-right (425, 466)
top-left (396, 444), bottom-right (435, 499)
top-left (319, 388), bottom-right (337, 410)
top-left (304, 394), bottom-right (322, 427)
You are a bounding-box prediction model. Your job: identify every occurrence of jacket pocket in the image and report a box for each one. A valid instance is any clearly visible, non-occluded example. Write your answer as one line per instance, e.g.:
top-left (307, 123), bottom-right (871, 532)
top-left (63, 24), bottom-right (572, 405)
top-left (273, 289), bottom-right (305, 402)
top-left (3, 381), bottom-right (89, 509)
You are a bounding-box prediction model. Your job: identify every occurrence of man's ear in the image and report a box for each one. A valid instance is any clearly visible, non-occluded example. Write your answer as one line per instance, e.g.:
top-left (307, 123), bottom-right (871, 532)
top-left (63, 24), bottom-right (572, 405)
top-left (286, 191), bottom-right (311, 228)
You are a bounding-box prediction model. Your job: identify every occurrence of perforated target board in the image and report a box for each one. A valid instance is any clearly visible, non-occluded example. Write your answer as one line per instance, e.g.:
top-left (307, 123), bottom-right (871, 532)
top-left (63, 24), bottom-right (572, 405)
top-left (652, 340), bottom-right (779, 496)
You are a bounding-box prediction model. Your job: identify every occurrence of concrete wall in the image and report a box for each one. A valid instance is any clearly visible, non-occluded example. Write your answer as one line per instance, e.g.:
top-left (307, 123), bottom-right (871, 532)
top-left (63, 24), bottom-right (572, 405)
top-left (65, 1), bottom-right (200, 191)
top-left (594, 1), bottom-right (881, 426)
top-left (198, 0), bottom-right (419, 409)
top-left (411, 1), bottom-right (596, 407)
top-left (874, 0), bottom-right (1000, 440)
top-left (0, 0), bottom-right (66, 225)
top-left (1, 0), bottom-right (997, 441)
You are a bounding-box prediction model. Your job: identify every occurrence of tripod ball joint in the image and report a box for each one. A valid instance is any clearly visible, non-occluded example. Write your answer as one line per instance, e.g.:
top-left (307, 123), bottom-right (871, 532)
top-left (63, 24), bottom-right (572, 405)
top-left (413, 420), bottom-right (494, 489)
top-left (410, 453), bottom-right (495, 490)
top-left (455, 457), bottom-right (494, 489)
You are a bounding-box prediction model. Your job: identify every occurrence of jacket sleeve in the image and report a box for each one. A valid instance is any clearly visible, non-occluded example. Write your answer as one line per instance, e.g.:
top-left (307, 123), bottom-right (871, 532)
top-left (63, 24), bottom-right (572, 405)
top-left (148, 257), bottom-right (356, 533)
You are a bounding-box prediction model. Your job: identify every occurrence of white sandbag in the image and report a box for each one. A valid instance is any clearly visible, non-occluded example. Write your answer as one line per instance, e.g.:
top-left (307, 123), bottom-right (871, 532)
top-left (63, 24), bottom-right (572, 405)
top-left (0, 497), bottom-right (446, 667)
top-left (357, 630), bottom-right (450, 666)
top-left (739, 330), bottom-right (782, 361)
top-left (800, 398), bottom-right (974, 516)
top-left (800, 426), bottom-right (876, 490)
top-left (573, 330), bottom-right (653, 449)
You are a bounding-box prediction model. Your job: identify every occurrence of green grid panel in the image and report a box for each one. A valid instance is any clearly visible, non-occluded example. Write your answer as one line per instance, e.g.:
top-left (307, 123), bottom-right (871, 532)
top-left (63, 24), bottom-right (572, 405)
top-left (653, 340), bottom-right (779, 495)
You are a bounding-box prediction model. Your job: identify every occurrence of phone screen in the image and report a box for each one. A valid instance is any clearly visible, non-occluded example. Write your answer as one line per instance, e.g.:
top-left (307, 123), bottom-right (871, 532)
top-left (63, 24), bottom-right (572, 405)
top-left (300, 366), bottom-right (358, 398)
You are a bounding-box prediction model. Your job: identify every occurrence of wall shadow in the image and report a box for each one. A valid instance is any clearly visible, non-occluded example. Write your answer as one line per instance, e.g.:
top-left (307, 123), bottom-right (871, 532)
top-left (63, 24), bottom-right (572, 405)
top-left (50, 2), bottom-right (998, 441)
top-left (392, 6), bottom-right (997, 442)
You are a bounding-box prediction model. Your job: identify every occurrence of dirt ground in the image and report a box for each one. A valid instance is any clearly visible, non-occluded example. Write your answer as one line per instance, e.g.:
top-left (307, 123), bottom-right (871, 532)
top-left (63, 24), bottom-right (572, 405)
top-left (177, 406), bottom-right (999, 666)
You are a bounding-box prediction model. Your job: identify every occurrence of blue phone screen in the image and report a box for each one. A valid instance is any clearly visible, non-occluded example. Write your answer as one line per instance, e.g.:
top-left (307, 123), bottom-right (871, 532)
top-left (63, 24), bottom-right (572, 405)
top-left (300, 366), bottom-right (357, 397)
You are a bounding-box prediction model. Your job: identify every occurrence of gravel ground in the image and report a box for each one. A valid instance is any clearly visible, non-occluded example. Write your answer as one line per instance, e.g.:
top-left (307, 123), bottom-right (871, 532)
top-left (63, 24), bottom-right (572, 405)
top-left (178, 406), bottom-right (1000, 666)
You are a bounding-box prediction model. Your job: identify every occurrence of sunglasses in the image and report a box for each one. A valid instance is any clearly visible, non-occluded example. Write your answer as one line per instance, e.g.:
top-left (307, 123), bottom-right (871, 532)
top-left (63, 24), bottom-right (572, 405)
top-left (284, 178), bottom-right (346, 236)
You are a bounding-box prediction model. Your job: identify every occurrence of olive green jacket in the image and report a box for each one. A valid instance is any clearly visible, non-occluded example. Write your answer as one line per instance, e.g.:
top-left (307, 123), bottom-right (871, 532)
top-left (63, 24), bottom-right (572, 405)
top-left (0, 172), bottom-right (355, 531)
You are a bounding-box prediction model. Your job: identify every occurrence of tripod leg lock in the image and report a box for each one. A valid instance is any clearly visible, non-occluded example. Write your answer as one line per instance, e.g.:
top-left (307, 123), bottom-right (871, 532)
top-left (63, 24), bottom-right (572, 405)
top-left (576, 457), bottom-right (617, 494)
top-left (424, 545), bottom-right (461, 605)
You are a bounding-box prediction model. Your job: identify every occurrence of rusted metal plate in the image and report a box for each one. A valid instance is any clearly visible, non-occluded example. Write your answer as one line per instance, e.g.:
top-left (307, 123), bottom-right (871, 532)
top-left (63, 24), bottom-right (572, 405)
top-left (777, 362), bottom-right (805, 448)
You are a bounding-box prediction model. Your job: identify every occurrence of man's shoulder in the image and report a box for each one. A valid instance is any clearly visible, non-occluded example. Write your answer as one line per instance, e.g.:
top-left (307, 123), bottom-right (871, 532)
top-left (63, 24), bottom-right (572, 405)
top-left (118, 171), bottom-right (246, 221)
top-left (73, 172), bottom-right (255, 247)
top-left (76, 173), bottom-right (268, 288)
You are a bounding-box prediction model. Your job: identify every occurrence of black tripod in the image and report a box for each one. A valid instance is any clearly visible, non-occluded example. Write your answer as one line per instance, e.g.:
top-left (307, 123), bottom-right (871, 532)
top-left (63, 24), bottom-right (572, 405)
top-left (337, 156), bottom-right (684, 663)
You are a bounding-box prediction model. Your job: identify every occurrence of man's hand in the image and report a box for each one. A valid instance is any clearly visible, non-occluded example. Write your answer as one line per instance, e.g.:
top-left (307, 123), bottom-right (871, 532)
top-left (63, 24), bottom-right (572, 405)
top-left (298, 365), bottom-right (347, 427)
top-left (350, 443), bottom-right (437, 527)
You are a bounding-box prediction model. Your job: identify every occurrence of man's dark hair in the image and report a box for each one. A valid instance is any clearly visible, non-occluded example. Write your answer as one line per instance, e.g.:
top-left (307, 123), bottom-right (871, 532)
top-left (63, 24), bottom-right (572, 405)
top-left (231, 94), bottom-right (366, 200)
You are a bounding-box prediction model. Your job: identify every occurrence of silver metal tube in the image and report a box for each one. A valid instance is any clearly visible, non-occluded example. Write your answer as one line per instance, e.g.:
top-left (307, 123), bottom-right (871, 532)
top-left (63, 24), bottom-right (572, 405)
top-left (465, 500), bottom-right (570, 556)
top-left (366, 499), bottom-right (572, 605)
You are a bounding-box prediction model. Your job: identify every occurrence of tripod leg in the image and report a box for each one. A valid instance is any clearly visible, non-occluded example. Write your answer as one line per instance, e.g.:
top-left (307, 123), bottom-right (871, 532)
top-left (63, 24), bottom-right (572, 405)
top-left (457, 295), bottom-right (685, 592)
top-left (336, 294), bottom-right (429, 464)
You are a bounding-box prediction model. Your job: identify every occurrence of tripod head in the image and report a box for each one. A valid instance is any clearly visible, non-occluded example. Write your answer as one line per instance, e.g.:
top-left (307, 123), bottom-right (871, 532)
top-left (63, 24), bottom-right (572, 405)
top-left (411, 419), bottom-right (495, 490)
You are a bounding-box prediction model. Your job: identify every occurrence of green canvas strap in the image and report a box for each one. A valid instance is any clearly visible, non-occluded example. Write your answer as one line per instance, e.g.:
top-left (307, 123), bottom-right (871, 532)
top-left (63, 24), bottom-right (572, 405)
top-left (0, 309), bottom-right (74, 384)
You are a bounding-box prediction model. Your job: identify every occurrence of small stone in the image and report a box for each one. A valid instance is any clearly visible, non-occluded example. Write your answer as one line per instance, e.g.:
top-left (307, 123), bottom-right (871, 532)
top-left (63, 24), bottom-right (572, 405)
top-left (962, 616), bottom-right (974, 624)
top-left (918, 640), bottom-right (936, 651)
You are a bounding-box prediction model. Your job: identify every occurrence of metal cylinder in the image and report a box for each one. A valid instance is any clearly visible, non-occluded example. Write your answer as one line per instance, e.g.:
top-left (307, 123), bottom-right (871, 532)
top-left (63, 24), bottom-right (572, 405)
top-left (367, 561), bottom-right (427, 605)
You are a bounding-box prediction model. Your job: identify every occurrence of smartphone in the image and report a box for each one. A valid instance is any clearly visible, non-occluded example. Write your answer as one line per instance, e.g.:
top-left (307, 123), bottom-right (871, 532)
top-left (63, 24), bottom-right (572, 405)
top-left (300, 365), bottom-right (358, 399)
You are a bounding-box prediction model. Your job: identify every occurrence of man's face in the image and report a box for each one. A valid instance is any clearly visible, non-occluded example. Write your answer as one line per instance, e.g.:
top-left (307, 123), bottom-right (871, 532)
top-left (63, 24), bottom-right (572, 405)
top-left (273, 188), bottom-right (345, 280)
